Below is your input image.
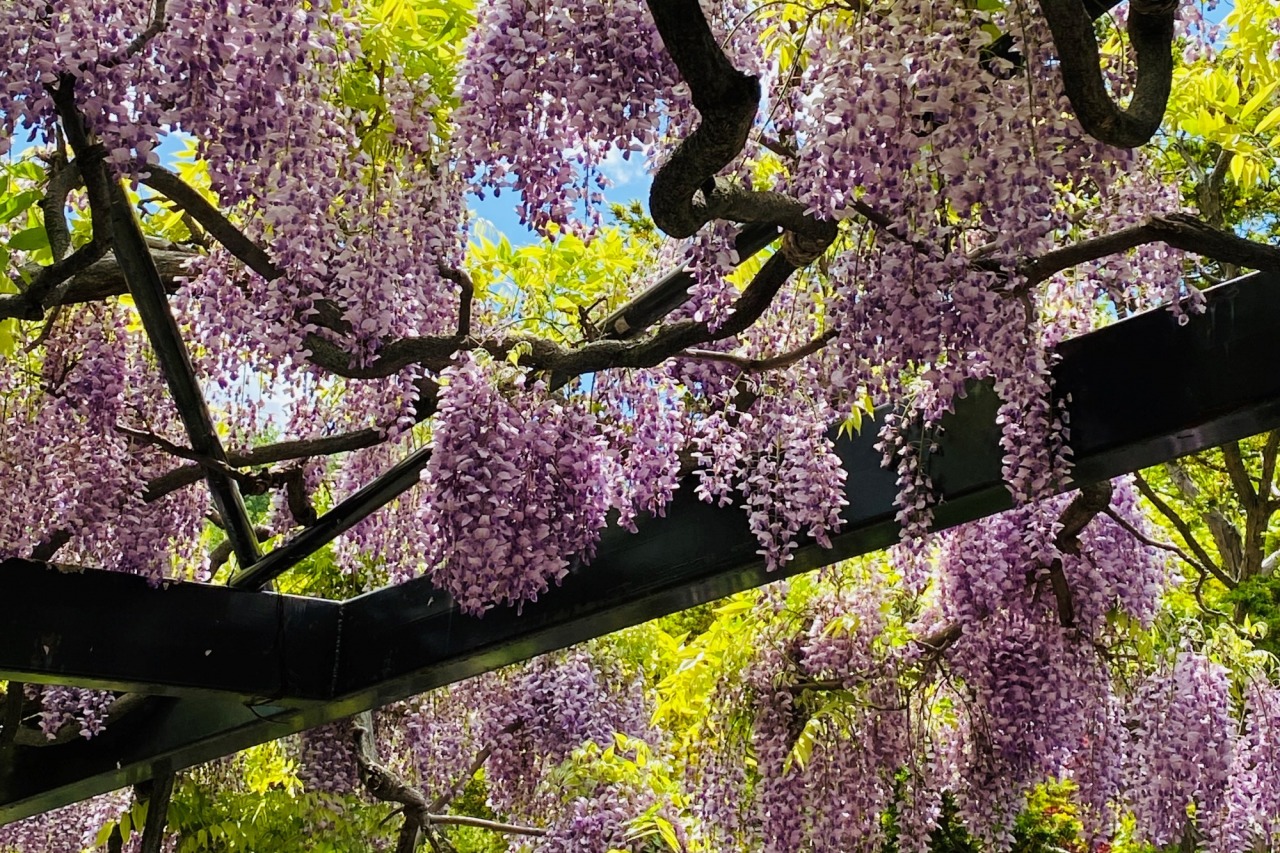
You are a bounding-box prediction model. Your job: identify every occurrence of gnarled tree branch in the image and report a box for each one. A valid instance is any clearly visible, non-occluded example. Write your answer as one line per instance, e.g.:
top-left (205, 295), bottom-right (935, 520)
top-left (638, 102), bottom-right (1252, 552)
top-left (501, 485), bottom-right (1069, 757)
top-left (644, 0), bottom-right (836, 263)
top-left (1019, 212), bottom-right (1280, 285)
top-left (2, 239), bottom-right (111, 321)
top-left (1043, 481), bottom-right (1115, 628)
top-left (143, 427), bottom-right (386, 501)
top-left (1040, 0), bottom-right (1177, 147)
top-left (349, 713), bottom-right (545, 848)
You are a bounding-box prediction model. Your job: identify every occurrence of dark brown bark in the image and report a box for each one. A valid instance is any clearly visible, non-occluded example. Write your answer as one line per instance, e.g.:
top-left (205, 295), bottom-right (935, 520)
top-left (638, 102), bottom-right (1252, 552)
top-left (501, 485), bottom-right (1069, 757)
top-left (139, 771), bottom-right (175, 853)
top-left (644, 0), bottom-right (836, 262)
top-left (1040, 0), bottom-right (1177, 147)
top-left (1020, 212), bottom-right (1280, 285)
top-left (1042, 481), bottom-right (1114, 628)
top-left (349, 713), bottom-right (545, 848)
top-left (143, 427), bottom-right (387, 501)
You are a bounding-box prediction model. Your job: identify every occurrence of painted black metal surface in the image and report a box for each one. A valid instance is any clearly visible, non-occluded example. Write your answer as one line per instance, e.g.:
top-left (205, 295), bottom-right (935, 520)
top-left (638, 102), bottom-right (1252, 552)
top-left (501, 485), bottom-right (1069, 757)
top-left (106, 182), bottom-right (261, 570)
top-left (227, 443), bottom-right (435, 590)
top-left (597, 222), bottom-right (782, 340)
top-left (0, 559), bottom-right (338, 702)
top-left (4, 271), bottom-right (1280, 822)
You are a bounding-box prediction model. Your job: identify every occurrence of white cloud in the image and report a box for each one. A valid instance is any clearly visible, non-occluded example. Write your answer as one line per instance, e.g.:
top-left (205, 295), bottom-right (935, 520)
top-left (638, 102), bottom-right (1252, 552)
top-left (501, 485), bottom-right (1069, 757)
top-left (600, 145), bottom-right (649, 188)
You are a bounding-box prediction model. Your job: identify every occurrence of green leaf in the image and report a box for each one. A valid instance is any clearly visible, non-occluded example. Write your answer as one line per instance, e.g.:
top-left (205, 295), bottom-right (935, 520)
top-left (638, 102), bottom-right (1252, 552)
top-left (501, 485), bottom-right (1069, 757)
top-left (94, 821), bottom-right (117, 848)
top-left (655, 816), bottom-right (681, 851)
top-left (1255, 104), bottom-right (1280, 134)
top-left (0, 320), bottom-right (19, 358)
top-left (8, 226), bottom-right (49, 252)
top-left (1240, 80), bottom-right (1278, 120)
top-left (0, 189), bottom-right (41, 224)
top-left (783, 717), bottom-right (818, 773)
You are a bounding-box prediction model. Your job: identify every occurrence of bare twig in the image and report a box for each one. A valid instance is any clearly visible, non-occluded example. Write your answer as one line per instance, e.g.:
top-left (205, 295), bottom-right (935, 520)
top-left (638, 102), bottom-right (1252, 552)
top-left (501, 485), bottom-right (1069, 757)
top-left (427, 720), bottom-right (522, 813)
top-left (758, 135), bottom-right (798, 160)
top-left (100, 0), bottom-right (169, 68)
top-left (423, 816), bottom-right (547, 837)
top-left (1221, 441), bottom-right (1257, 506)
top-left (1260, 431), bottom-right (1280, 499)
top-left (116, 424), bottom-right (201, 460)
top-left (1103, 505), bottom-right (1203, 565)
top-left (680, 327), bottom-right (838, 373)
top-left (1132, 470), bottom-right (1237, 588)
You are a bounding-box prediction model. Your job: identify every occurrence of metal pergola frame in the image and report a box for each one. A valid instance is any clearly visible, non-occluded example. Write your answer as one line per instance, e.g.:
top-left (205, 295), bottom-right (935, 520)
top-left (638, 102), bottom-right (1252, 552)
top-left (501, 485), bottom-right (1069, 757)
top-left (2, 214), bottom-right (1279, 821)
top-left (3, 0), bottom-right (1204, 826)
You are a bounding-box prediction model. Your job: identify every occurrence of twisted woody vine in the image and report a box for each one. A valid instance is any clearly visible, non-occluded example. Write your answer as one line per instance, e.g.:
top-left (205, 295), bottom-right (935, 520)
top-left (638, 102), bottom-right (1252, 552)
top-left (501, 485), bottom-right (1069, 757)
top-left (1, 0), bottom-right (1280, 848)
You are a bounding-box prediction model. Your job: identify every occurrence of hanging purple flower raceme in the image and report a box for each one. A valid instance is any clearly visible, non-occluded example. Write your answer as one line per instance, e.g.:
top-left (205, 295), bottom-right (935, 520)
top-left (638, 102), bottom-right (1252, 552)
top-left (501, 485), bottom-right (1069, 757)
top-left (932, 488), bottom-right (1165, 849)
top-left (692, 579), bottom-right (925, 853)
top-left (474, 650), bottom-right (651, 818)
top-left (36, 685), bottom-right (114, 741)
top-left (1211, 679), bottom-right (1280, 853)
top-left (537, 784), bottom-right (646, 853)
top-left (693, 387), bottom-right (847, 572)
top-left (297, 720), bottom-right (361, 796)
top-left (453, 0), bottom-right (683, 234)
top-left (0, 789), bottom-right (131, 853)
top-left (420, 355), bottom-right (612, 615)
top-left (944, 608), bottom-right (1117, 852)
top-left (1123, 650), bottom-right (1234, 848)
top-left (595, 369), bottom-right (687, 534)
top-left (936, 480), bottom-right (1169, 634)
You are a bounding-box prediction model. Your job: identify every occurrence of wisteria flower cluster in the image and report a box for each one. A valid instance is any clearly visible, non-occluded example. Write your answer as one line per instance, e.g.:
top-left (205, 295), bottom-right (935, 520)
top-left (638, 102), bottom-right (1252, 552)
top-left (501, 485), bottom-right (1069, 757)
top-left (419, 355), bottom-right (612, 614)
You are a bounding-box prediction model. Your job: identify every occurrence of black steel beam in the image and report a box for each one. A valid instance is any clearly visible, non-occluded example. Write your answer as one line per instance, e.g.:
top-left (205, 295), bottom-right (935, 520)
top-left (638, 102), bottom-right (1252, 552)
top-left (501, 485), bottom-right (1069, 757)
top-left (5, 272), bottom-right (1280, 822)
top-left (0, 559), bottom-right (339, 702)
top-left (334, 274), bottom-right (1280, 705)
top-left (597, 222), bottom-right (781, 339)
top-left (106, 181), bottom-right (261, 570)
top-left (228, 444), bottom-right (434, 590)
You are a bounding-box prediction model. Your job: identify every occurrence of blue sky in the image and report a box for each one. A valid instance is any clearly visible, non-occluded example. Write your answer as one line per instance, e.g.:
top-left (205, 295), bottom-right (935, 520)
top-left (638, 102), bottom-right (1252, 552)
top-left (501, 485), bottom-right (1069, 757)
top-left (10, 125), bottom-right (651, 249)
top-left (470, 145), bottom-right (652, 245)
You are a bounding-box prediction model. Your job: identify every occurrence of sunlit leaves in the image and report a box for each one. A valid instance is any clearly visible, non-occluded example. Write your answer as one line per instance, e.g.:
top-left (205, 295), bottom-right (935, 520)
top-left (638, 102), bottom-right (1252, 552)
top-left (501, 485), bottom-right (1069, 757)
top-left (469, 224), bottom-right (647, 344)
top-left (1166, 0), bottom-right (1280, 217)
top-left (341, 0), bottom-right (475, 154)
